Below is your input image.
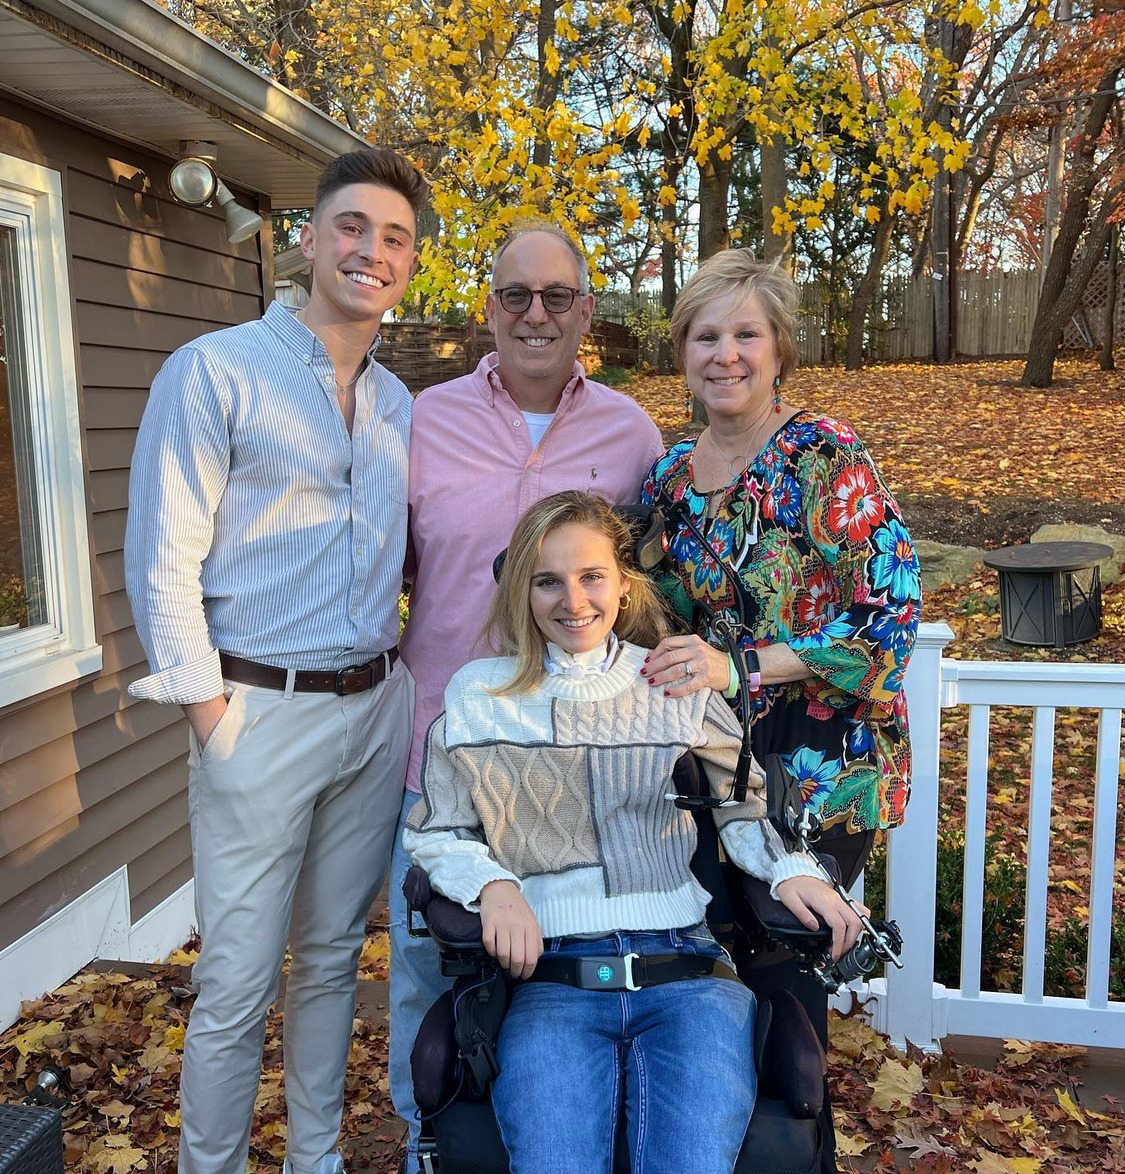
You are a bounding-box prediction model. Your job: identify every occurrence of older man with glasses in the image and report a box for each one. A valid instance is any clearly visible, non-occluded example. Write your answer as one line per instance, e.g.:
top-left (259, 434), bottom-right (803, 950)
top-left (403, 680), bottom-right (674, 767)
top-left (388, 222), bottom-right (663, 1172)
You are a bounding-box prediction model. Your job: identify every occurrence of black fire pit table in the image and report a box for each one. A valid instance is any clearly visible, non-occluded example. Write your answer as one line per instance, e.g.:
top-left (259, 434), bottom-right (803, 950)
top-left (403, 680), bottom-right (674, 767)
top-left (982, 541), bottom-right (1114, 648)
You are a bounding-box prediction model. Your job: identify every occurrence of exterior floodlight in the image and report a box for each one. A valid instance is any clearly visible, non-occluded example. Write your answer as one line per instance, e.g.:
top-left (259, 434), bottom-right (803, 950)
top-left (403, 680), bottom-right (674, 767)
top-left (169, 157), bottom-right (218, 207)
top-left (168, 141), bottom-right (264, 243)
top-left (215, 179), bottom-right (265, 243)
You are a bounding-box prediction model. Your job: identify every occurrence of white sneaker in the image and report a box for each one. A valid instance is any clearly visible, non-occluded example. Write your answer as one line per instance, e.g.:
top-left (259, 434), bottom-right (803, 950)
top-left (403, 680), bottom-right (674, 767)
top-left (282, 1153), bottom-right (345, 1174)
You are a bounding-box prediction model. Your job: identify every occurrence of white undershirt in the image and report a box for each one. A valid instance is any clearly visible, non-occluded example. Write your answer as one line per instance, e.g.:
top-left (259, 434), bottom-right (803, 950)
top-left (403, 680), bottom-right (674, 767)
top-left (522, 411), bottom-right (555, 448)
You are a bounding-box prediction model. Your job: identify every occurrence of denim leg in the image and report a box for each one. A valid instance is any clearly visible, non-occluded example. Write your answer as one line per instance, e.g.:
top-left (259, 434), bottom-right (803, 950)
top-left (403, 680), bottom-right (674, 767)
top-left (493, 978), bottom-right (621, 1174)
top-left (622, 974), bottom-right (756, 1174)
top-left (388, 790), bottom-right (453, 1173)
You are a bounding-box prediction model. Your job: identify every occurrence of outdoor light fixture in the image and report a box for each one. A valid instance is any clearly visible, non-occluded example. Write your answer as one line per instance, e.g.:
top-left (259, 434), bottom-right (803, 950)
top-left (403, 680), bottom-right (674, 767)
top-left (169, 141), bottom-right (264, 244)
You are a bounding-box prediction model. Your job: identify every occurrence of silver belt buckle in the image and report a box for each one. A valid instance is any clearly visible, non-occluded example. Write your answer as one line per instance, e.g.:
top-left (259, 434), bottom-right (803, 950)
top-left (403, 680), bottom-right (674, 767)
top-left (623, 952), bottom-right (640, 991)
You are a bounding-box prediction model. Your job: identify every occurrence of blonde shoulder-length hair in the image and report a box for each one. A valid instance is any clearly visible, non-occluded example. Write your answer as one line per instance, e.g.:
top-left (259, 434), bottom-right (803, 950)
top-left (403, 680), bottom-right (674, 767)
top-left (484, 491), bottom-right (670, 696)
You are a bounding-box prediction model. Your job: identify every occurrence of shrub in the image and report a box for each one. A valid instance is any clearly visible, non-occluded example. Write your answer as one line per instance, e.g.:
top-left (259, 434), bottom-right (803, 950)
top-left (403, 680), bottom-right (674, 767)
top-left (861, 833), bottom-right (1122, 1000)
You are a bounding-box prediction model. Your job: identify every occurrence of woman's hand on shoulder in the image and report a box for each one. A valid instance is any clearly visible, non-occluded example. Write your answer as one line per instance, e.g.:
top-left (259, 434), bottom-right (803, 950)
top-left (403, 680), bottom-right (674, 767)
top-left (480, 880), bottom-right (543, 979)
top-left (644, 635), bottom-right (729, 697)
top-left (775, 875), bottom-right (868, 962)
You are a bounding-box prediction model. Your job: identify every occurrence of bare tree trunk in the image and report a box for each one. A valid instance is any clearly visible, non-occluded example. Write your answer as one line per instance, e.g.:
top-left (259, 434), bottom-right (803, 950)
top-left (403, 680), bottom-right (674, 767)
top-left (531, 0), bottom-right (560, 174)
top-left (760, 136), bottom-right (792, 270)
top-left (1101, 224), bottom-right (1118, 372)
top-left (1021, 67), bottom-right (1118, 387)
top-left (1024, 216), bottom-right (1111, 386)
top-left (698, 156), bottom-right (732, 260)
top-left (845, 209), bottom-right (894, 371)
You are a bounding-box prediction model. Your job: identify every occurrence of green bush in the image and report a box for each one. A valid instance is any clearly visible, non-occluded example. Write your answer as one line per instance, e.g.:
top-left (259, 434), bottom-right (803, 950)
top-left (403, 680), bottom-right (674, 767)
top-left (593, 365), bottom-right (636, 387)
top-left (861, 833), bottom-right (1122, 1000)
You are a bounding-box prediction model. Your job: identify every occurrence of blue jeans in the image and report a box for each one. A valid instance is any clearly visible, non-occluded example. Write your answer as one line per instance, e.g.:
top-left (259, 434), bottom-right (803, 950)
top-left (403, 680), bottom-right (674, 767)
top-left (388, 790), bottom-right (454, 1173)
top-left (493, 927), bottom-right (756, 1174)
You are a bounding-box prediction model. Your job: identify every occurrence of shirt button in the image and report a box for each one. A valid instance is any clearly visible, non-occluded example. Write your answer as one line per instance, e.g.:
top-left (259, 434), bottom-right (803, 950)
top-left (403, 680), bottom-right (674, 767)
top-left (512, 418), bottom-right (522, 428)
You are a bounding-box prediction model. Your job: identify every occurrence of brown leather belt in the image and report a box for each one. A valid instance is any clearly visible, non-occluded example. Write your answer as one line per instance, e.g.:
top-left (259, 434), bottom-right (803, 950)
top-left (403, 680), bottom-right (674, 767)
top-left (219, 649), bottom-right (399, 695)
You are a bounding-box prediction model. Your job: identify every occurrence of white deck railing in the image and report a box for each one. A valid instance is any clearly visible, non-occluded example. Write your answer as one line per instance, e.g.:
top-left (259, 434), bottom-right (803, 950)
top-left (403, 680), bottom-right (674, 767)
top-left (862, 622), bottom-right (1124, 1051)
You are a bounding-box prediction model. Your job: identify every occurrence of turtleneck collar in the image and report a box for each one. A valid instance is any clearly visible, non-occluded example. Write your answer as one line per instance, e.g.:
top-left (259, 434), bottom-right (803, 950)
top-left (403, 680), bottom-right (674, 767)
top-left (544, 633), bottom-right (620, 679)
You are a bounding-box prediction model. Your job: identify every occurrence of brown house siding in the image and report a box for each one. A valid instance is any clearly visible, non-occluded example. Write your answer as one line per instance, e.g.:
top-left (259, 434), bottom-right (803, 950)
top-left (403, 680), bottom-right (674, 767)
top-left (0, 93), bottom-right (268, 951)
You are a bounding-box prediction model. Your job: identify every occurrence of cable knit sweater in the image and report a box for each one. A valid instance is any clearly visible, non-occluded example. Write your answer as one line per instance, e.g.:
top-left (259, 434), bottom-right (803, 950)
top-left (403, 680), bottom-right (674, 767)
top-left (404, 641), bottom-right (820, 939)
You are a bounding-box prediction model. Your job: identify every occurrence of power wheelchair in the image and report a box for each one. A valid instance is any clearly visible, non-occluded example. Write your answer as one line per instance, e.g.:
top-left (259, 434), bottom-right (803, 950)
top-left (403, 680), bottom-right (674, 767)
top-left (401, 755), bottom-right (896, 1174)
top-left (398, 502), bottom-right (901, 1173)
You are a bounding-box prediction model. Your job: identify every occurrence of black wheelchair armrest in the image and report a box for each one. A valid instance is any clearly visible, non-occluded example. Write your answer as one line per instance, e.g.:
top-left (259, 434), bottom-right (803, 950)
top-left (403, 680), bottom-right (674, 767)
top-left (404, 863), bottom-right (487, 954)
top-left (738, 855), bottom-right (840, 951)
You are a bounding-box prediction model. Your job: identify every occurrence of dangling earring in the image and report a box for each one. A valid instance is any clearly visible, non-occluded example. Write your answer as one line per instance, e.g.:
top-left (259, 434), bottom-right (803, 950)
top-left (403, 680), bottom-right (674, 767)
top-left (684, 389), bottom-right (694, 421)
top-left (619, 593), bottom-right (631, 611)
top-left (772, 374), bottom-right (782, 413)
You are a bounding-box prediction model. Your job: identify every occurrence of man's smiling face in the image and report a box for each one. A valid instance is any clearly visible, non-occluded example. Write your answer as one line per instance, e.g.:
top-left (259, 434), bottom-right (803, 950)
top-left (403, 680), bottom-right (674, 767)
top-left (486, 232), bottom-right (594, 407)
top-left (300, 182), bottom-right (418, 330)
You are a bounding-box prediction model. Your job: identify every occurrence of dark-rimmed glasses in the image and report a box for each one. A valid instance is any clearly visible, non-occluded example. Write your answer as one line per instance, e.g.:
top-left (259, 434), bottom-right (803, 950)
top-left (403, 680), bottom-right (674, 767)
top-left (493, 286), bottom-right (582, 314)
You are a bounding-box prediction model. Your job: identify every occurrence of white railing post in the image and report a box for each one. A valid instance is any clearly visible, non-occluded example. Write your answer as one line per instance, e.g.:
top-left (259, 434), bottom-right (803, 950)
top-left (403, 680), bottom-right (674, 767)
top-left (881, 621), bottom-right (956, 1050)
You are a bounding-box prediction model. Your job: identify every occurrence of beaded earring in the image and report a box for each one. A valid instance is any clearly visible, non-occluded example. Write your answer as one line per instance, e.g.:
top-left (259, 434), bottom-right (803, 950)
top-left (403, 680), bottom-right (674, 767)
top-left (772, 374), bottom-right (782, 413)
top-left (684, 389), bottom-right (694, 421)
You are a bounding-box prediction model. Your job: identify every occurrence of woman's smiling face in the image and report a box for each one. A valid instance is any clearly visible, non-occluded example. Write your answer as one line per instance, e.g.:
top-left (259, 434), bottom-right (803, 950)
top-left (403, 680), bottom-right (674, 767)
top-left (529, 523), bottom-right (624, 655)
top-left (682, 290), bottom-right (782, 422)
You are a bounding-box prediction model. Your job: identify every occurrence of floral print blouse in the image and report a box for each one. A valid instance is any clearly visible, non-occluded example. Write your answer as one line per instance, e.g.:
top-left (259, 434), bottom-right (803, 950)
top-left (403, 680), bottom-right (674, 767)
top-left (642, 412), bottom-right (921, 833)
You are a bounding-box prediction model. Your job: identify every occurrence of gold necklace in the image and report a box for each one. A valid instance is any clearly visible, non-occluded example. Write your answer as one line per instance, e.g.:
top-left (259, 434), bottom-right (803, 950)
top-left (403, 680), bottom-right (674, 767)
top-left (703, 399), bottom-right (776, 479)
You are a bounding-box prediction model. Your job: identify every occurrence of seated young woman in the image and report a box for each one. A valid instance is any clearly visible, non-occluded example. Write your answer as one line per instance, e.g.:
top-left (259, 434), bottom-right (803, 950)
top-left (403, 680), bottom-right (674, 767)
top-left (403, 490), bottom-right (864, 1174)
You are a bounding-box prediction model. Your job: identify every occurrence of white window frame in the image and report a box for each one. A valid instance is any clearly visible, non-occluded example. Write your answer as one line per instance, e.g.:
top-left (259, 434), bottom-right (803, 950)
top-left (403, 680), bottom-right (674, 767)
top-left (0, 152), bottom-right (100, 707)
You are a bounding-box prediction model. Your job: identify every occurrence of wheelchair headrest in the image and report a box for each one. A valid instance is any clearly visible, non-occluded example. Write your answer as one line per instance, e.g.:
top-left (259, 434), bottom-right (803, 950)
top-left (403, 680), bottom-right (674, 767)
top-left (491, 503), bottom-right (667, 583)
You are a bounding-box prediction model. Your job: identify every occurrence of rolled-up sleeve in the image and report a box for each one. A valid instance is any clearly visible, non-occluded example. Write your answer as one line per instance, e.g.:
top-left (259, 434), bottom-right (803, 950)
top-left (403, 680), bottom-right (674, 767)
top-left (125, 347), bottom-right (232, 704)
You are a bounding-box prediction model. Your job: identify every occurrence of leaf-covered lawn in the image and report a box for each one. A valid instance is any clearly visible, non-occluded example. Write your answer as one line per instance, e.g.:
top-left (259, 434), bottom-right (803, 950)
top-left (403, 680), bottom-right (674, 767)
top-left (1, 358), bottom-right (1122, 1172)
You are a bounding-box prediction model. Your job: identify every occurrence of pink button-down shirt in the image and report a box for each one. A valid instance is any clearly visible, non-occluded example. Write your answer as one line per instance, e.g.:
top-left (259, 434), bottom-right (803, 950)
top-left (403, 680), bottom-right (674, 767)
top-left (400, 354), bottom-right (665, 792)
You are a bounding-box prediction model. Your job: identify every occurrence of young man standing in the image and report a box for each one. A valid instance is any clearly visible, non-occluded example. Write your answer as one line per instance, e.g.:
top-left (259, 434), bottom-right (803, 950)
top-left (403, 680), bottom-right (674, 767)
top-left (389, 223), bottom-right (664, 1170)
top-left (125, 149), bottom-right (427, 1174)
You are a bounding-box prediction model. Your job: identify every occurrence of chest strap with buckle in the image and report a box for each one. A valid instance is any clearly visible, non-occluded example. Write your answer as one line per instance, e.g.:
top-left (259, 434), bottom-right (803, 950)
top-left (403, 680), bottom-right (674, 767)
top-left (219, 649), bottom-right (398, 694)
top-left (523, 952), bottom-right (739, 992)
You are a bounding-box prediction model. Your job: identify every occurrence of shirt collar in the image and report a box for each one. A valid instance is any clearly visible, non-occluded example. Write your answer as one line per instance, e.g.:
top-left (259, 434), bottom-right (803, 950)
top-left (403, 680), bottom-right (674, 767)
top-left (477, 352), bottom-right (587, 408)
top-left (263, 301), bottom-right (383, 364)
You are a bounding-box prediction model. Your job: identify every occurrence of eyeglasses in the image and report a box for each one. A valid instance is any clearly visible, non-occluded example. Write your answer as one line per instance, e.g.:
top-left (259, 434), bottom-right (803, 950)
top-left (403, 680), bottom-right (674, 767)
top-left (493, 286), bottom-right (582, 315)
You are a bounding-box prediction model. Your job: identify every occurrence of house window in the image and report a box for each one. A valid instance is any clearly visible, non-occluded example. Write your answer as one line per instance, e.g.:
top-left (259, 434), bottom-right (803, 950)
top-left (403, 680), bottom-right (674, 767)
top-left (0, 152), bottom-right (100, 708)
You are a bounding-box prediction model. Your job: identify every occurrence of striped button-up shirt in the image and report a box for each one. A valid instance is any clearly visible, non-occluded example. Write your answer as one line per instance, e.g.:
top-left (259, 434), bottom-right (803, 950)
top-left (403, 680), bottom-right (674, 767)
top-left (125, 301), bottom-right (410, 705)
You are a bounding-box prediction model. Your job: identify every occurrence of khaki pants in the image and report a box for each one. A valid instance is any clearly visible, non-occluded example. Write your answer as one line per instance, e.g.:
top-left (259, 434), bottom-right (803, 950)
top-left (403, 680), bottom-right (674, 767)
top-left (178, 660), bottom-right (413, 1174)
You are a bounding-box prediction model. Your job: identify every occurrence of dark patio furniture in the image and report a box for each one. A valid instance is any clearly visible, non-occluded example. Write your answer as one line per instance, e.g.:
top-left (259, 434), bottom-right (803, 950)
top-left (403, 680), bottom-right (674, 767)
top-left (0, 1103), bottom-right (63, 1174)
top-left (982, 541), bottom-right (1114, 648)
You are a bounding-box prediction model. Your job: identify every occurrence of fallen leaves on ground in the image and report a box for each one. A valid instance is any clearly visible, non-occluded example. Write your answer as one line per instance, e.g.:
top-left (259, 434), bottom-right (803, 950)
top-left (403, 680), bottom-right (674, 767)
top-left (829, 1013), bottom-right (1125, 1173)
top-left (0, 928), bottom-right (401, 1173)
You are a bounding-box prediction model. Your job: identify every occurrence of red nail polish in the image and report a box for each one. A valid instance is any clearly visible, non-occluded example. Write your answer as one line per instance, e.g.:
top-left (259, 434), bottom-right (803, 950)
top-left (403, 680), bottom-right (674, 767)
top-left (663, 690), bottom-right (670, 696)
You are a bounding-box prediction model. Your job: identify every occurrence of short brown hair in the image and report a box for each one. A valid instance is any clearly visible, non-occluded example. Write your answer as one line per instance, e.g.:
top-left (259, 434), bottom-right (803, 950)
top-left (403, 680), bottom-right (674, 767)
top-left (485, 492), bottom-right (669, 695)
top-left (670, 251), bottom-right (799, 383)
top-left (315, 148), bottom-right (429, 220)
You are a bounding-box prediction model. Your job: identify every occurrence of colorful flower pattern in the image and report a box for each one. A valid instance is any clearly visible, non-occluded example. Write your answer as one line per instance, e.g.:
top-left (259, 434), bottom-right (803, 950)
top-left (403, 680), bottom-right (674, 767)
top-left (643, 412), bottom-right (921, 832)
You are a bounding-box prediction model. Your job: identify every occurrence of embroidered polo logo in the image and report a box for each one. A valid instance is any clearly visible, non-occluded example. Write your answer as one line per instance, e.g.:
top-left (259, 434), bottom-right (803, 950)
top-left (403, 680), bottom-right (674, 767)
top-left (596, 964), bottom-right (614, 984)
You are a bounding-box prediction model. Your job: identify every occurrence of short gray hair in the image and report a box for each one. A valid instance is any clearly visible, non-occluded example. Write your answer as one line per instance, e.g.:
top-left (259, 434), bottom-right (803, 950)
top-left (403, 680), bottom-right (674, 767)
top-left (491, 221), bottom-right (591, 294)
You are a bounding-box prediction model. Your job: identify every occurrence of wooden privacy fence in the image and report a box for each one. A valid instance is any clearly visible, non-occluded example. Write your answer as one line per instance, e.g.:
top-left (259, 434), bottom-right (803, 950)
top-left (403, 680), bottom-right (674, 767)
top-left (797, 271), bottom-right (1044, 364)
